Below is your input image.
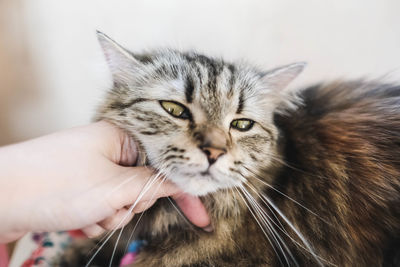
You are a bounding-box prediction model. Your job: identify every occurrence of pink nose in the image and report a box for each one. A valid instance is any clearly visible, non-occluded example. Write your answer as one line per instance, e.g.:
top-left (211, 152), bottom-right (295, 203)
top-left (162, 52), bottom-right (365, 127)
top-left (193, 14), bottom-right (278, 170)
top-left (201, 146), bottom-right (226, 165)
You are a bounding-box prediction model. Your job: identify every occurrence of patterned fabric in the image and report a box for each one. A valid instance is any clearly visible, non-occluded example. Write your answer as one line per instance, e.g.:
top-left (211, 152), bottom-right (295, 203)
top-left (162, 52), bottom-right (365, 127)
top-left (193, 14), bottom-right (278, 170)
top-left (119, 240), bottom-right (145, 267)
top-left (21, 231), bottom-right (85, 267)
top-left (21, 231), bottom-right (144, 267)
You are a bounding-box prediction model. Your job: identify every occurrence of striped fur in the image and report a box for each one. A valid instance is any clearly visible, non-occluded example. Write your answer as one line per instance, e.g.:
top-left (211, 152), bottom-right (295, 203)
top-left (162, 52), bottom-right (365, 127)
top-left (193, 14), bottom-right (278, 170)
top-left (60, 33), bottom-right (400, 266)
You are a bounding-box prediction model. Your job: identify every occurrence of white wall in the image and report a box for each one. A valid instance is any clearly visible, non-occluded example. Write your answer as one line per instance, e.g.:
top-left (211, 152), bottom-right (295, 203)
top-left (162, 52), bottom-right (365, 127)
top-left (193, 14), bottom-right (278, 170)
top-left (8, 0), bottom-right (400, 140)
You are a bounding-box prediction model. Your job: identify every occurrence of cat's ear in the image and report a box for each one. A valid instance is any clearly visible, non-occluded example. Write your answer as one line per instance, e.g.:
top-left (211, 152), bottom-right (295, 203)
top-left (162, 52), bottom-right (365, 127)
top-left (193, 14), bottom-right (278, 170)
top-left (261, 62), bottom-right (306, 91)
top-left (96, 31), bottom-right (142, 85)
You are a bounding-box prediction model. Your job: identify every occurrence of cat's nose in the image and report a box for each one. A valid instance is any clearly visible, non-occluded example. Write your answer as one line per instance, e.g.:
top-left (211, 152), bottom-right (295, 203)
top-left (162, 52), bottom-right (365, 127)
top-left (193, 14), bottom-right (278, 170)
top-left (201, 146), bottom-right (226, 165)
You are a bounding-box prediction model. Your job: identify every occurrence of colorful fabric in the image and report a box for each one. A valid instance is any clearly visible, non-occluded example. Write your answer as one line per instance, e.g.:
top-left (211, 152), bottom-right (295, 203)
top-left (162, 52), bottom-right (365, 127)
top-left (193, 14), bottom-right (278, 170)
top-left (21, 231), bottom-right (85, 267)
top-left (21, 231), bottom-right (144, 267)
top-left (119, 240), bottom-right (145, 266)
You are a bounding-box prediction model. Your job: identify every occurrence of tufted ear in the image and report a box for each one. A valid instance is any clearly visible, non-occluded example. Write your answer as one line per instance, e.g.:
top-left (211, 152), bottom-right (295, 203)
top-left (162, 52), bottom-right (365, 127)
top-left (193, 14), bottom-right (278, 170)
top-left (261, 62), bottom-right (306, 92)
top-left (96, 31), bottom-right (141, 86)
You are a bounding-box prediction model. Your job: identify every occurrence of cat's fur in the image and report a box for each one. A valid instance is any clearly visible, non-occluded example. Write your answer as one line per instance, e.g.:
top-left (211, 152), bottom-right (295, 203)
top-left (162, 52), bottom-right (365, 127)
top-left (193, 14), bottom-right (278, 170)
top-left (60, 32), bottom-right (400, 266)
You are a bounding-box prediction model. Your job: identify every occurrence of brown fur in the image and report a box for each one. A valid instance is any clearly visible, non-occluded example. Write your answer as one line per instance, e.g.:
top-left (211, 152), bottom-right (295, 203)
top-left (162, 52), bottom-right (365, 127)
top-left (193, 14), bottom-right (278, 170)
top-left (59, 46), bottom-right (400, 267)
top-left (60, 82), bottom-right (400, 267)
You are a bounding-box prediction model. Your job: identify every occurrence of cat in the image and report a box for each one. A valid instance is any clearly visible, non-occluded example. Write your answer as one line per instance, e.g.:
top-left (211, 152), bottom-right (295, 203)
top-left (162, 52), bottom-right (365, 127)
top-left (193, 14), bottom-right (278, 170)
top-left (59, 31), bottom-right (400, 267)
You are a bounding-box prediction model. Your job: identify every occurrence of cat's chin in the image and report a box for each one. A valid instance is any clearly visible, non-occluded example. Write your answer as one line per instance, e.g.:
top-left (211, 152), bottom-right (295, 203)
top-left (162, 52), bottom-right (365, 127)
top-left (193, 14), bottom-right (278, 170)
top-left (170, 172), bottom-right (243, 196)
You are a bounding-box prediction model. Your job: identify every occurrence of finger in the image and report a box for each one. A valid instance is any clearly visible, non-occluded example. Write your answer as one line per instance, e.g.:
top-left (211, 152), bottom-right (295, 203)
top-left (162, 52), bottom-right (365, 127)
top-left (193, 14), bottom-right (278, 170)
top-left (93, 121), bottom-right (138, 166)
top-left (103, 165), bottom-right (211, 231)
top-left (81, 224), bottom-right (106, 238)
top-left (98, 208), bottom-right (134, 230)
top-left (118, 131), bottom-right (138, 166)
top-left (105, 166), bottom-right (181, 209)
top-left (173, 193), bottom-right (212, 231)
top-left (131, 199), bottom-right (157, 213)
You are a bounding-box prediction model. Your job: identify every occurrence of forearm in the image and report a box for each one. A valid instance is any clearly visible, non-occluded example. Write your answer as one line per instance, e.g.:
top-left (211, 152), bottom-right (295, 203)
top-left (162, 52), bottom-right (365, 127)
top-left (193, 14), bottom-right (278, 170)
top-left (0, 141), bottom-right (37, 241)
top-left (0, 122), bottom-right (130, 241)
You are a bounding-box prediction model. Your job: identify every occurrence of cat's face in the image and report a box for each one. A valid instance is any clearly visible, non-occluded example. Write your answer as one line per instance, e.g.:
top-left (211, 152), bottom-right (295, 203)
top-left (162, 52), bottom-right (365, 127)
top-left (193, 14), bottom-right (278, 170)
top-left (97, 32), bottom-right (304, 196)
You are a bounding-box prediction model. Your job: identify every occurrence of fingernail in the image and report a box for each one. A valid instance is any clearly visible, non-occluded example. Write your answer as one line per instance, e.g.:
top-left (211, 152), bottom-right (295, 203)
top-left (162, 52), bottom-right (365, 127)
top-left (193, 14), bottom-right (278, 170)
top-left (202, 224), bottom-right (214, 232)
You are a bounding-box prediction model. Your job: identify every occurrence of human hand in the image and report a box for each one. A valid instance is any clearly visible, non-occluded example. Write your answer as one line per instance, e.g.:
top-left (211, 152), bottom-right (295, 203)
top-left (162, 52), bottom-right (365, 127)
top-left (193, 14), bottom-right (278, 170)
top-left (0, 121), bottom-right (210, 243)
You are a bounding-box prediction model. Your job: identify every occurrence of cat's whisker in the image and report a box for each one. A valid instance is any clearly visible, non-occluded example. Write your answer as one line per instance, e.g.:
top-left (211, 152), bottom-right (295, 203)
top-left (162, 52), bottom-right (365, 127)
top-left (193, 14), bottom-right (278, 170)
top-left (110, 171), bottom-right (169, 267)
top-left (233, 186), bottom-right (288, 267)
top-left (152, 163), bottom-right (193, 225)
top-left (255, 151), bottom-right (331, 181)
top-left (229, 188), bottom-right (241, 219)
top-left (243, 181), bottom-right (288, 234)
top-left (239, 186), bottom-right (298, 267)
top-left (84, 171), bottom-right (145, 258)
top-left (238, 167), bottom-right (322, 242)
top-left (105, 174), bottom-right (136, 198)
top-left (108, 174), bottom-right (161, 264)
top-left (88, 169), bottom-right (159, 243)
top-left (85, 172), bottom-right (161, 267)
top-left (121, 160), bottom-right (178, 251)
top-left (240, 181), bottom-right (333, 266)
top-left (123, 210), bottom-right (146, 255)
top-left (242, 166), bottom-right (331, 226)
top-left (85, 168), bottom-right (163, 258)
top-left (259, 192), bottom-right (331, 267)
top-left (240, 186), bottom-right (288, 239)
top-left (109, 227), bottom-right (125, 267)
top-left (166, 197), bottom-right (190, 223)
top-left (122, 166), bottom-right (169, 254)
top-left (109, 169), bottom-right (167, 267)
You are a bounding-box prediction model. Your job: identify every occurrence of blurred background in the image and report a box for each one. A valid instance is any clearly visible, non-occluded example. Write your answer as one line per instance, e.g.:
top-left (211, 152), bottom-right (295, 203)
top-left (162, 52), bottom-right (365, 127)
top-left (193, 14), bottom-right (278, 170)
top-left (1, 0), bottom-right (400, 145)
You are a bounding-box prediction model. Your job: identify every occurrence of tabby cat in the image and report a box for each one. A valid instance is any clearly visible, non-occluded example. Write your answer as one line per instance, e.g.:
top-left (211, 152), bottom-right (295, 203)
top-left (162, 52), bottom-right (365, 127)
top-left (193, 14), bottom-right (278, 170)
top-left (60, 32), bottom-right (400, 266)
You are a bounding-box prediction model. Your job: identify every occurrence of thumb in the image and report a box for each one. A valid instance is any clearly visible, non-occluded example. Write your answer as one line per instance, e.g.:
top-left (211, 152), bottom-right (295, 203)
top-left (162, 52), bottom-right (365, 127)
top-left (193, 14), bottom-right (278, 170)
top-left (105, 166), bottom-right (211, 230)
top-left (104, 166), bottom-right (180, 210)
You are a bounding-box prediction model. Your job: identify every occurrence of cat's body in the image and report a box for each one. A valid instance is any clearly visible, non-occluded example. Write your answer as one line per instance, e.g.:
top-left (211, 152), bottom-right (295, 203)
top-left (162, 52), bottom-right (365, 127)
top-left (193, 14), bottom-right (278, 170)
top-left (60, 33), bottom-right (400, 266)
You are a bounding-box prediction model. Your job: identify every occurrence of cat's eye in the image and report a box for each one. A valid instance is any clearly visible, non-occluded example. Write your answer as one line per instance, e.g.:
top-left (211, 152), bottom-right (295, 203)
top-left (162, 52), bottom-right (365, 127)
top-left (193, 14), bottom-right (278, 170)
top-left (231, 119), bottom-right (254, 131)
top-left (160, 101), bottom-right (190, 119)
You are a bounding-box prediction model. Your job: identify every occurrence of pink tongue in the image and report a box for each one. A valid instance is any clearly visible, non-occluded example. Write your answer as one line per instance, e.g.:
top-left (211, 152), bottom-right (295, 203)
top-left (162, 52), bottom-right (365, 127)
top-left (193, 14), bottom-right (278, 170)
top-left (173, 193), bottom-right (211, 229)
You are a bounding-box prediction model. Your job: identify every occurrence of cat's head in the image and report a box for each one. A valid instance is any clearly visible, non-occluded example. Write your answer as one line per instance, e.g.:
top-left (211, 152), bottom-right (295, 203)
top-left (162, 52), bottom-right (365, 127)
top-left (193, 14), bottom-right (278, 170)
top-left (96, 31), bottom-right (305, 196)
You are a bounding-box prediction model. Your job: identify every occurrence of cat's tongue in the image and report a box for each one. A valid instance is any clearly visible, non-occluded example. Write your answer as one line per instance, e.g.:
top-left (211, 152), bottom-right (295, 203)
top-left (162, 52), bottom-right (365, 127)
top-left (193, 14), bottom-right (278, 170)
top-left (173, 193), bottom-right (212, 232)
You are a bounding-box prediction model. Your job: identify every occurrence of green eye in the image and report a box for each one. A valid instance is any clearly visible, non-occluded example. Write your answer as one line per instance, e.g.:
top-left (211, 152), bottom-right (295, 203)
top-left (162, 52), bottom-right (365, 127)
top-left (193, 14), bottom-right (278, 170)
top-left (160, 101), bottom-right (190, 119)
top-left (231, 119), bottom-right (254, 131)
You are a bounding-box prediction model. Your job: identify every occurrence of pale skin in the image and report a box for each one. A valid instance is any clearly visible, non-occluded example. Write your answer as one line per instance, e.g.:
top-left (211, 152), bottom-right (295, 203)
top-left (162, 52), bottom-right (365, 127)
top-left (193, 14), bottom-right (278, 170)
top-left (0, 121), bottom-right (210, 243)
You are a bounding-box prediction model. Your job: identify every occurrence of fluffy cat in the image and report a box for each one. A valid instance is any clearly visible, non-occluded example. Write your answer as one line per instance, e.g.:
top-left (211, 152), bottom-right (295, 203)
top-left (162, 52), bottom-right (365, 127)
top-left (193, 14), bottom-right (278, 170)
top-left (59, 32), bottom-right (400, 266)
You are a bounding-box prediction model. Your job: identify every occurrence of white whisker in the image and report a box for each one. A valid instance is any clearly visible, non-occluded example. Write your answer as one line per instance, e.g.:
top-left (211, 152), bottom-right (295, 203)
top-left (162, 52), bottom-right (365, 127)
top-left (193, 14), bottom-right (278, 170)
top-left (241, 182), bottom-right (333, 266)
top-left (260, 193), bottom-right (330, 267)
top-left (244, 154), bottom-right (331, 181)
top-left (122, 171), bottom-right (169, 254)
top-left (243, 166), bottom-right (331, 226)
top-left (121, 163), bottom-right (170, 254)
top-left (105, 175), bottom-right (136, 198)
top-left (109, 169), bottom-right (168, 266)
top-left (239, 186), bottom-right (297, 267)
top-left (167, 197), bottom-right (190, 223)
top-left (233, 187), bottom-right (286, 266)
top-left (85, 172), bottom-right (161, 267)
top-left (122, 209), bottom-right (146, 254)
